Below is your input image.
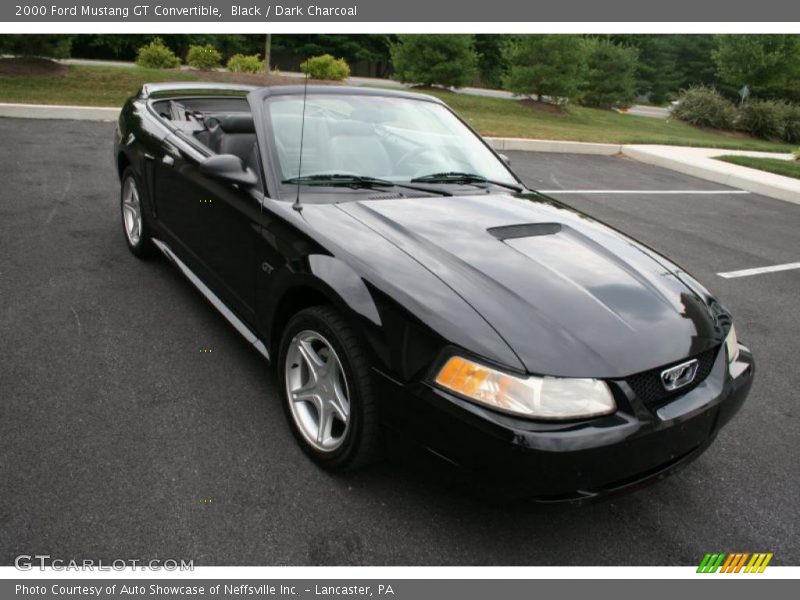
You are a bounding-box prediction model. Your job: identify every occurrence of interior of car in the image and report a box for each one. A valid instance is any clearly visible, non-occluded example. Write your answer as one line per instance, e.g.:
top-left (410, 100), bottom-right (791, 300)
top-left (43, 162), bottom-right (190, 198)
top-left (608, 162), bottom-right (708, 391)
top-left (152, 96), bottom-right (419, 182)
top-left (152, 96), bottom-right (261, 173)
top-left (150, 93), bottom-right (512, 186)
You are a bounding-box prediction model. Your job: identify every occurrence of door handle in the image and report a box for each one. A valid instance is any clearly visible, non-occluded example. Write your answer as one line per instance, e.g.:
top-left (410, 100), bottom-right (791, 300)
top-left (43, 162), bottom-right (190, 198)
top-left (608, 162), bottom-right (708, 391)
top-left (162, 155), bottom-right (175, 166)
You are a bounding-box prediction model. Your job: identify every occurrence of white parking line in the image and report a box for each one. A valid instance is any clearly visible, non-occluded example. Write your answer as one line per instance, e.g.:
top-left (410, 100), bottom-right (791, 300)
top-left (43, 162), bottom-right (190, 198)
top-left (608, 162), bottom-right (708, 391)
top-left (538, 190), bottom-right (750, 195)
top-left (718, 262), bottom-right (800, 279)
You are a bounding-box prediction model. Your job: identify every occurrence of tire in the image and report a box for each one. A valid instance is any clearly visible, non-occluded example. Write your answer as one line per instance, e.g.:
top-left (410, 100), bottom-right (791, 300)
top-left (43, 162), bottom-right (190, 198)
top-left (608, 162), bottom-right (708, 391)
top-left (120, 167), bottom-right (157, 259)
top-left (278, 305), bottom-right (382, 471)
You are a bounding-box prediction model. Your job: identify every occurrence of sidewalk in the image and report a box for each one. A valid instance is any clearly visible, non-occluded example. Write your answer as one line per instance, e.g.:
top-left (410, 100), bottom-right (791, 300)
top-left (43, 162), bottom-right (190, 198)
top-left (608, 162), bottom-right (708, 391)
top-left (0, 101), bottom-right (796, 204)
top-left (621, 145), bottom-right (799, 205)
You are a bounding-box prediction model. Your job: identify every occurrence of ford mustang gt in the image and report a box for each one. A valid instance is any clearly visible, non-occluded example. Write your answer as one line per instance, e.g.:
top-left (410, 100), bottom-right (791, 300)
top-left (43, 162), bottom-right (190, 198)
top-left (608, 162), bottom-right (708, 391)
top-left (113, 83), bottom-right (754, 500)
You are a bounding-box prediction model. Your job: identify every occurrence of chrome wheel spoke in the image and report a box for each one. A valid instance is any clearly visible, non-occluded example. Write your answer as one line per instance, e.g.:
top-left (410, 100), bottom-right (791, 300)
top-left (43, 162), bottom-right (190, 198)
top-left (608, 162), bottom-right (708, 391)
top-left (290, 383), bottom-right (319, 404)
top-left (297, 339), bottom-right (325, 381)
top-left (317, 402), bottom-right (334, 445)
top-left (330, 378), bottom-right (350, 421)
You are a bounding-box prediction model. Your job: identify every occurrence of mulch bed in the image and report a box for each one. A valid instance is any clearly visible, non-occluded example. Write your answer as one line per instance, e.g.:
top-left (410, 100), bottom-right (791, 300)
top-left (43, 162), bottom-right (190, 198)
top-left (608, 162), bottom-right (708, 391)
top-left (518, 98), bottom-right (569, 115)
top-left (0, 57), bottom-right (68, 77)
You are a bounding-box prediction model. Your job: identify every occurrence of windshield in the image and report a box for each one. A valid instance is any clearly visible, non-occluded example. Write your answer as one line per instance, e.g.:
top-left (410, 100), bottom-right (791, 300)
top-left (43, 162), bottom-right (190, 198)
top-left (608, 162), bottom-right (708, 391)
top-left (264, 94), bottom-right (517, 187)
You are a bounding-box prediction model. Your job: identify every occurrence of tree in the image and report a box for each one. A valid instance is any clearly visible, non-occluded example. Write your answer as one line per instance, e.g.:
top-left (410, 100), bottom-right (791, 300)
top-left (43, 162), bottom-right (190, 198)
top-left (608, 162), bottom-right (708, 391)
top-left (0, 35), bottom-right (74, 59)
top-left (390, 35), bottom-right (478, 88)
top-left (671, 35), bottom-right (717, 91)
top-left (70, 34), bottom-right (255, 62)
top-left (611, 35), bottom-right (717, 105)
top-left (503, 35), bottom-right (587, 103)
top-left (580, 38), bottom-right (638, 108)
top-left (714, 35), bottom-right (800, 100)
top-left (474, 35), bottom-right (508, 89)
top-left (272, 34), bottom-right (394, 78)
top-left (264, 34), bottom-right (272, 73)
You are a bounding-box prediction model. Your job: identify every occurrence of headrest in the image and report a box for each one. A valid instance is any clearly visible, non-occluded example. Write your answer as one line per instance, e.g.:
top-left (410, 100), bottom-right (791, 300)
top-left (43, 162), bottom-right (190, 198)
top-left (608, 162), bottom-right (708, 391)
top-left (207, 112), bottom-right (255, 134)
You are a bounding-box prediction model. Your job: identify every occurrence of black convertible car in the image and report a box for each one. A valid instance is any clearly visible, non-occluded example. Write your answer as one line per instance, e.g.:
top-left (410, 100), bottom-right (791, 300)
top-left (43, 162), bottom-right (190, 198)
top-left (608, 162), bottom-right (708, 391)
top-left (114, 82), bottom-right (754, 500)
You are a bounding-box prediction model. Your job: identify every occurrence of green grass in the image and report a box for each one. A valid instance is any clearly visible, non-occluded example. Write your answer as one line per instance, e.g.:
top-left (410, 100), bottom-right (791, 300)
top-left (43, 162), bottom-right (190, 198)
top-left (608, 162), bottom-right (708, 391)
top-left (0, 64), bottom-right (793, 152)
top-left (424, 90), bottom-right (792, 152)
top-left (0, 65), bottom-right (198, 107)
top-left (716, 155), bottom-right (800, 180)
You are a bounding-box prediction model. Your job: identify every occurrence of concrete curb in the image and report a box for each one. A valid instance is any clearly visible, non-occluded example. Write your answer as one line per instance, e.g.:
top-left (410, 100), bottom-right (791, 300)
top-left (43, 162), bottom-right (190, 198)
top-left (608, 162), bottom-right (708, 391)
top-left (0, 102), bottom-right (119, 121)
top-left (620, 146), bottom-right (800, 206)
top-left (486, 137), bottom-right (622, 155)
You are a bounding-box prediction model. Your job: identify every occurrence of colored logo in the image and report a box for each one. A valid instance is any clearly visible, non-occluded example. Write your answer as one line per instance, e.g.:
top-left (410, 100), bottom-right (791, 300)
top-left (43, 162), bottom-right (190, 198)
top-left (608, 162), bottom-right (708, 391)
top-left (697, 552), bottom-right (773, 573)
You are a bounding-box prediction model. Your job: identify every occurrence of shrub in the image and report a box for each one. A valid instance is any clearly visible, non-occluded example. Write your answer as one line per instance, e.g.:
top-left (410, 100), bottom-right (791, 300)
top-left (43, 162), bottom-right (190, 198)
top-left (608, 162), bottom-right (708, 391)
top-left (781, 104), bottom-right (800, 144)
top-left (390, 35), bottom-right (479, 89)
top-left (672, 86), bottom-right (736, 129)
top-left (794, 148), bottom-right (800, 160)
top-left (135, 38), bottom-right (180, 69)
top-left (186, 44), bottom-right (222, 70)
top-left (299, 54), bottom-right (350, 81)
top-left (737, 100), bottom-right (786, 140)
top-left (503, 35), bottom-right (587, 103)
top-left (226, 53), bottom-right (264, 74)
top-left (580, 38), bottom-right (639, 109)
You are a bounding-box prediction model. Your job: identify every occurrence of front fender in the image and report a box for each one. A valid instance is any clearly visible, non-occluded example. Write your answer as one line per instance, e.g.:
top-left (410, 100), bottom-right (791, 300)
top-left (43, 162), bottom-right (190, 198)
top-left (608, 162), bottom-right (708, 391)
top-left (260, 256), bottom-right (385, 365)
top-left (261, 255), bottom-right (445, 380)
top-left (308, 255), bottom-right (382, 327)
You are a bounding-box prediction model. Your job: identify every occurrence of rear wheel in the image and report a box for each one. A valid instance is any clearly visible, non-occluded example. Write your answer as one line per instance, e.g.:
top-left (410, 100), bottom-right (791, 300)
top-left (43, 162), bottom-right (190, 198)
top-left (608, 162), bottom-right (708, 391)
top-left (278, 306), bottom-right (381, 471)
top-left (120, 167), bottom-right (156, 259)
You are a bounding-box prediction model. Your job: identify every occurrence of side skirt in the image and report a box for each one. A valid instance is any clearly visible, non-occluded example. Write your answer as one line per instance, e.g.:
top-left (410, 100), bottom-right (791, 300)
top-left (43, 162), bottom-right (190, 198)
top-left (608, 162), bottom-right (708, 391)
top-left (152, 238), bottom-right (270, 362)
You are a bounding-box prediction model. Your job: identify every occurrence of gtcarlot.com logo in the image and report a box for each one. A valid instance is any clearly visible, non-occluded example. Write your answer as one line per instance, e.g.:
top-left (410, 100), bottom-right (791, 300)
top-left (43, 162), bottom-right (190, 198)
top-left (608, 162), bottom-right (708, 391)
top-left (14, 554), bottom-right (194, 571)
top-left (697, 552), bottom-right (773, 573)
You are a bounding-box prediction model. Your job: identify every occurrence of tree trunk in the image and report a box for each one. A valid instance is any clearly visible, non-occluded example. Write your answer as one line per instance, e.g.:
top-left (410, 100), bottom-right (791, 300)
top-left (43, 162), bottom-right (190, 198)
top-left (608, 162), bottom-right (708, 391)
top-left (264, 34), bottom-right (272, 74)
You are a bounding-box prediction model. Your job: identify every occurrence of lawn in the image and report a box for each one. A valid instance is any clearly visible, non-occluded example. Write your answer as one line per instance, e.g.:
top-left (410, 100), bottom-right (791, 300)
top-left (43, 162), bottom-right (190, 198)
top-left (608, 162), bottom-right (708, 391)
top-left (716, 155), bottom-right (800, 180)
top-left (428, 90), bottom-right (792, 152)
top-left (0, 63), bottom-right (793, 152)
top-left (0, 65), bottom-right (200, 107)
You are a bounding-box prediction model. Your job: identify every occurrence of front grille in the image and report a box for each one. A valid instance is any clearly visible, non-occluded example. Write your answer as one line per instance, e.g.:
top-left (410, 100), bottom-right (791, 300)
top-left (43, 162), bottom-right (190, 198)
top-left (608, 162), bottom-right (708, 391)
top-left (625, 346), bottom-right (720, 407)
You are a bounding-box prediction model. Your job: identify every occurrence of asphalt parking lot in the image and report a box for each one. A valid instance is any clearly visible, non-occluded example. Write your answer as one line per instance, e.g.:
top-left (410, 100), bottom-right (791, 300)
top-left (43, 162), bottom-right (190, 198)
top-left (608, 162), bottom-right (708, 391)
top-left (1, 118), bottom-right (798, 566)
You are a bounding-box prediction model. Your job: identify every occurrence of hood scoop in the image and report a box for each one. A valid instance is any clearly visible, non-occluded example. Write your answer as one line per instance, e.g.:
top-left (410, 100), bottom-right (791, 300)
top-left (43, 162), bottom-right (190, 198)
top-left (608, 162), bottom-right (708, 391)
top-left (367, 192), bottom-right (430, 200)
top-left (488, 222), bottom-right (562, 240)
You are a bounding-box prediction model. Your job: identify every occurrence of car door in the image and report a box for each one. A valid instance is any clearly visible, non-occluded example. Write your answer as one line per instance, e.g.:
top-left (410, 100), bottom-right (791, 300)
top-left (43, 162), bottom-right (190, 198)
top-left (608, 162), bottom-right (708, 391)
top-left (152, 132), bottom-right (260, 323)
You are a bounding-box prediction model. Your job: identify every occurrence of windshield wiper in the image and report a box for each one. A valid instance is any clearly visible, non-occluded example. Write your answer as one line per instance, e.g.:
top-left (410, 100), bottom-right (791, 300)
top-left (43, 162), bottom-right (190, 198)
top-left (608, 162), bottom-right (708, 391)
top-left (282, 173), bottom-right (451, 196)
top-left (283, 173), bottom-right (395, 187)
top-left (410, 171), bottom-right (524, 193)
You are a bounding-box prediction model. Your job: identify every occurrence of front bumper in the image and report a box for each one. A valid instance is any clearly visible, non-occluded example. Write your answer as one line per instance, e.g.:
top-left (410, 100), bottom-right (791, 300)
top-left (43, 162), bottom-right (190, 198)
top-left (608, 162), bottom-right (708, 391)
top-left (377, 345), bottom-right (754, 501)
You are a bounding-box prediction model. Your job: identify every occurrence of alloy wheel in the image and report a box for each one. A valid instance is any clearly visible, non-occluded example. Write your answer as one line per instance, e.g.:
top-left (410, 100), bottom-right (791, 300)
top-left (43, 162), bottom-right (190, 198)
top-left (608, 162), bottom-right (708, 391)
top-left (284, 330), bottom-right (351, 452)
top-left (122, 176), bottom-right (142, 247)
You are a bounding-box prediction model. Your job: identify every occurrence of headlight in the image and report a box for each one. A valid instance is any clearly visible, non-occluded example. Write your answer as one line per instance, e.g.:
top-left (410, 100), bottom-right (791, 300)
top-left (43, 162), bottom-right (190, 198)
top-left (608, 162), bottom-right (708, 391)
top-left (434, 356), bottom-right (616, 420)
top-left (725, 325), bottom-right (740, 364)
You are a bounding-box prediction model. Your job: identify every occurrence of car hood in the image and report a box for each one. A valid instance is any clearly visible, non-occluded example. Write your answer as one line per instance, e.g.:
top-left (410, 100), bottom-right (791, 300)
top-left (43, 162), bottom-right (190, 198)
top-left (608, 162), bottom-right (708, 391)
top-left (338, 192), bottom-right (726, 378)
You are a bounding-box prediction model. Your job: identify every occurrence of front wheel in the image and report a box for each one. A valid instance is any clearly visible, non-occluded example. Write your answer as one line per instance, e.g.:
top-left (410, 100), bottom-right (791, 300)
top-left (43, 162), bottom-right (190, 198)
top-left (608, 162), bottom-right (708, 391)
top-left (278, 306), bottom-right (382, 471)
top-left (120, 167), bottom-right (156, 259)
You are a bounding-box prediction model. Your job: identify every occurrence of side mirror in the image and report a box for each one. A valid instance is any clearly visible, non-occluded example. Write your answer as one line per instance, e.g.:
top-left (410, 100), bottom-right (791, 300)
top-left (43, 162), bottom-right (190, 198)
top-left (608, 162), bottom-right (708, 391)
top-left (199, 154), bottom-right (258, 187)
top-left (498, 153), bottom-right (511, 167)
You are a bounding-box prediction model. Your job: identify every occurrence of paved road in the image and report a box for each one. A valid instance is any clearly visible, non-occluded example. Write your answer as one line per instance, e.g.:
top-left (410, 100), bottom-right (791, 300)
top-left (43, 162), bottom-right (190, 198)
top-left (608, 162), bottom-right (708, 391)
top-left (625, 105), bottom-right (671, 119)
top-left (1, 119), bottom-right (798, 566)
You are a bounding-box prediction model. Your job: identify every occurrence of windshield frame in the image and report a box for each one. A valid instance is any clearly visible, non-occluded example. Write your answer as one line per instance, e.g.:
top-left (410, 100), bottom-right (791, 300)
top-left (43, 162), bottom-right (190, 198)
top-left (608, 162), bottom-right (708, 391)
top-left (248, 86), bottom-right (525, 201)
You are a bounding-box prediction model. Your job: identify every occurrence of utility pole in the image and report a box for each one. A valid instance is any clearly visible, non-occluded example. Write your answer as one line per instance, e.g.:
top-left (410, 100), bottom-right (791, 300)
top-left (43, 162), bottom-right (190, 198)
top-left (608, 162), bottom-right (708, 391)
top-left (264, 34), bottom-right (272, 74)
